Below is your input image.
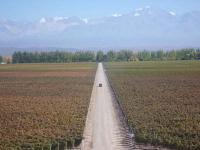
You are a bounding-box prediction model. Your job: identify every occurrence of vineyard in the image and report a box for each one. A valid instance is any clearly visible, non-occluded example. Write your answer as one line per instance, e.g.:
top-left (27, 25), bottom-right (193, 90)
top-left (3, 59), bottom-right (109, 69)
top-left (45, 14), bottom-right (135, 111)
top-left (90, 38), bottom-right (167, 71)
top-left (0, 63), bottom-right (97, 150)
top-left (105, 61), bottom-right (200, 150)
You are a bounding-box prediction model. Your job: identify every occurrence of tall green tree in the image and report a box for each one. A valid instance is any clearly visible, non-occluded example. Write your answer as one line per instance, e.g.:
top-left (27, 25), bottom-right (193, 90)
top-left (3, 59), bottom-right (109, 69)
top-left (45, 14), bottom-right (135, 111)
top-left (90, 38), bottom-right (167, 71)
top-left (138, 51), bottom-right (151, 61)
top-left (107, 50), bottom-right (117, 61)
top-left (196, 49), bottom-right (200, 60)
top-left (0, 55), bottom-right (3, 63)
top-left (157, 50), bottom-right (164, 60)
top-left (96, 51), bottom-right (104, 62)
top-left (166, 50), bottom-right (176, 60)
top-left (123, 50), bottom-right (133, 61)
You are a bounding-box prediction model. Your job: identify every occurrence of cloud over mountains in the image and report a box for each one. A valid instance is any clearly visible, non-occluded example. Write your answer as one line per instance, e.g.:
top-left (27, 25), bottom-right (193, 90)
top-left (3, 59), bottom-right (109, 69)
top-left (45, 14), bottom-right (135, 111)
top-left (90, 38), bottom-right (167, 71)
top-left (0, 6), bottom-right (200, 49)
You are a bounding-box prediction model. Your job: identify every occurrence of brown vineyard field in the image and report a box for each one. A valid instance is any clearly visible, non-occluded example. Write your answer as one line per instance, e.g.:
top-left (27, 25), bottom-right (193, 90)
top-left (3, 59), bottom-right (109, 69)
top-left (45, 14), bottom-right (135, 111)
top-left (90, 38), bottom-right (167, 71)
top-left (0, 63), bottom-right (97, 150)
top-left (105, 61), bottom-right (200, 150)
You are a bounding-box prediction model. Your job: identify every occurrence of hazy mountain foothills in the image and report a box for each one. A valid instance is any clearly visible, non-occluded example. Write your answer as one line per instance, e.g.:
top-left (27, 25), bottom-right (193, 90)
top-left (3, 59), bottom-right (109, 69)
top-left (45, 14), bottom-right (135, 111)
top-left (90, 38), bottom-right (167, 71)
top-left (0, 6), bottom-right (200, 50)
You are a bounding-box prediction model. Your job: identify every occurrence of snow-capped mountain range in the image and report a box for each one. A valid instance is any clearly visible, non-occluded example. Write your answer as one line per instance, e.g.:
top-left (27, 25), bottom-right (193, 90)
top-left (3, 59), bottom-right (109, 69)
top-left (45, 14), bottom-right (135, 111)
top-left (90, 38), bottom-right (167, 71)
top-left (0, 6), bottom-right (200, 50)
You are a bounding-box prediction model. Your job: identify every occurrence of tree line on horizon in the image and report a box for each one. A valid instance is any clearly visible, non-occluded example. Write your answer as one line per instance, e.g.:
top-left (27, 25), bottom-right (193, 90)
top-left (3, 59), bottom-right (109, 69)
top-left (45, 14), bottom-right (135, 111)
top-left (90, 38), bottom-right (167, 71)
top-left (10, 48), bottom-right (200, 64)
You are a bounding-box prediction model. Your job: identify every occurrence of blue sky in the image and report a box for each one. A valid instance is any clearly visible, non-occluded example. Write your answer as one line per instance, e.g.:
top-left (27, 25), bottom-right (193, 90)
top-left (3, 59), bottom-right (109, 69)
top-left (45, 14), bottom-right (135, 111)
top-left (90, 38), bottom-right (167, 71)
top-left (0, 0), bottom-right (199, 21)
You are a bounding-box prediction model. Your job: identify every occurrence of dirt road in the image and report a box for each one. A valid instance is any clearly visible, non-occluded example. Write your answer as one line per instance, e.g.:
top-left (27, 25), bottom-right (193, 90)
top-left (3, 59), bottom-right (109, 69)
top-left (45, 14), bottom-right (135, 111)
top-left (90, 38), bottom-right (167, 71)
top-left (81, 63), bottom-right (134, 150)
top-left (81, 63), bottom-right (172, 150)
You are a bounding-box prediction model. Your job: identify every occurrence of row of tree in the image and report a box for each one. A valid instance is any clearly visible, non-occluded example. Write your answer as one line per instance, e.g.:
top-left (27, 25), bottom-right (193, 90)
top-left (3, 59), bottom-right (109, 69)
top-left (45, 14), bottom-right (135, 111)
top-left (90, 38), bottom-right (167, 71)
top-left (12, 48), bottom-right (200, 63)
top-left (97, 48), bottom-right (200, 61)
top-left (136, 49), bottom-right (200, 61)
top-left (12, 51), bottom-right (96, 63)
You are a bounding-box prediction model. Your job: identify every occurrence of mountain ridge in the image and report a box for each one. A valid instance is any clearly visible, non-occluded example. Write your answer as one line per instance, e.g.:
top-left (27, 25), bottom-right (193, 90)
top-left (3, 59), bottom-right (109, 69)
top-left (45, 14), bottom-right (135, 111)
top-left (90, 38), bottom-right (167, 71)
top-left (0, 6), bottom-right (200, 53)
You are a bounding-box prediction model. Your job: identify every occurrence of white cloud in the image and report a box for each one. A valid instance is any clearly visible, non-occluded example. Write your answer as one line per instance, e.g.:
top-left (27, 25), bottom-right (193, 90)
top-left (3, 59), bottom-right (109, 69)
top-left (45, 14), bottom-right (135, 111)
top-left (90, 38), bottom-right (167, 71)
top-left (112, 13), bottom-right (122, 17)
top-left (169, 11), bottom-right (176, 16)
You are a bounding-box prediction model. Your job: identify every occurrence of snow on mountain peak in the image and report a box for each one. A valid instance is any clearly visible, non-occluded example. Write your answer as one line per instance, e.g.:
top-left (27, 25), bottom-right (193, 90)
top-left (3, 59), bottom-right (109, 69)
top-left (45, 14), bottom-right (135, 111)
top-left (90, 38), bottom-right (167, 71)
top-left (135, 6), bottom-right (151, 11)
top-left (53, 17), bottom-right (68, 22)
top-left (112, 13), bottom-right (122, 17)
top-left (0, 8), bottom-right (200, 48)
top-left (39, 17), bottom-right (46, 23)
top-left (145, 5), bottom-right (151, 9)
top-left (134, 6), bottom-right (153, 16)
top-left (134, 13), bottom-right (141, 17)
top-left (82, 18), bottom-right (89, 24)
top-left (169, 11), bottom-right (176, 16)
top-left (135, 8), bottom-right (144, 11)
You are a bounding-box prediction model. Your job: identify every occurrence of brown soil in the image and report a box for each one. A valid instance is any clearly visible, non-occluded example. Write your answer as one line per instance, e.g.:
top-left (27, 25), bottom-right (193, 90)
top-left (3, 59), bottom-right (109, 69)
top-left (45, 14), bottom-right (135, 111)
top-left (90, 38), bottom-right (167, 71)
top-left (0, 71), bottom-right (91, 77)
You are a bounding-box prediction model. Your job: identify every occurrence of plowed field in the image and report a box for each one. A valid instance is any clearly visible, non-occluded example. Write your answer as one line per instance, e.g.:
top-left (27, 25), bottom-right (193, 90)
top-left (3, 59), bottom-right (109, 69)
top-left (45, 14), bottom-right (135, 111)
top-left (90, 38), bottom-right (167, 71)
top-left (0, 63), bottom-right (97, 150)
top-left (105, 61), bottom-right (200, 150)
